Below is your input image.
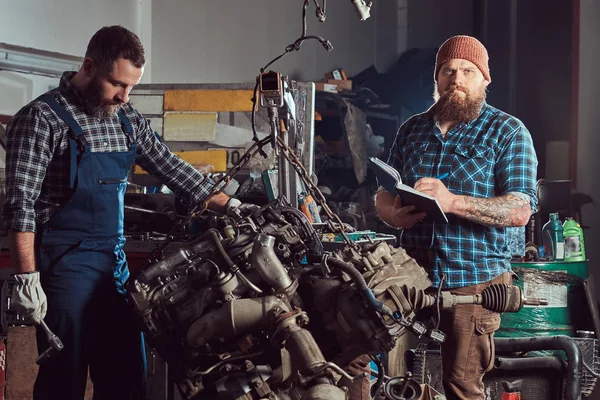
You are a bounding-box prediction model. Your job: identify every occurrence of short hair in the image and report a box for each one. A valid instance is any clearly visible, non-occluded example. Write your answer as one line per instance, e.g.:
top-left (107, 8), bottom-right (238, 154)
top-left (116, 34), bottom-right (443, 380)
top-left (85, 25), bottom-right (146, 71)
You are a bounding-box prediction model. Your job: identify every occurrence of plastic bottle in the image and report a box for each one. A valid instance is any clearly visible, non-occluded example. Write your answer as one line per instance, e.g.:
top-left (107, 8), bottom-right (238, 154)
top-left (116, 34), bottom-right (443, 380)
top-left (563, 217), bottom-right (586, 261)
top-left (542, 213), bottom-right (564, 261)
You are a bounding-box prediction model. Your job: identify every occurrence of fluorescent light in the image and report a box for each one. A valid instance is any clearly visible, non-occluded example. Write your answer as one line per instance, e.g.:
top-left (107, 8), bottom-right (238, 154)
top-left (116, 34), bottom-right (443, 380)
top-left (0, 43), bottom-right (83, 78)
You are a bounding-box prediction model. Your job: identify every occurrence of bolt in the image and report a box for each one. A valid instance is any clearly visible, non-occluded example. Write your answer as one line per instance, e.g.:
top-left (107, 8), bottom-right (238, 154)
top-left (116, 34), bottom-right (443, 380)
top-left (253, 381), bottom-right (262, 388)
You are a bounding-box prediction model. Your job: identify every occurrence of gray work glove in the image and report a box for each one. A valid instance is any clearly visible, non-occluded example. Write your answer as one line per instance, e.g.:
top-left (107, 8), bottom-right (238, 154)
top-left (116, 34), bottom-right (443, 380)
top-left (11, 271), bottom-right (47, 324)
top-left (225, 198), bottom-right (260, 218)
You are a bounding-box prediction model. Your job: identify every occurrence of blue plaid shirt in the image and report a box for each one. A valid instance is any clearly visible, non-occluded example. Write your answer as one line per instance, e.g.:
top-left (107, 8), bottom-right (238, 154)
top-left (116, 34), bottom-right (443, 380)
top-left (388, 102), bottom-right (538, 288)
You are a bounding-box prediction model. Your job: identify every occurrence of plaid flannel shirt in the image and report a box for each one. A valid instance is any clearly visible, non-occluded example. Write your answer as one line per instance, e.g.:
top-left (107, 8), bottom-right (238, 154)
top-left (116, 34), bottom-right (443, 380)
top-left (388, 102), bottom-right (538, 288)
top-left (3, 72), bottom-right (216, 233)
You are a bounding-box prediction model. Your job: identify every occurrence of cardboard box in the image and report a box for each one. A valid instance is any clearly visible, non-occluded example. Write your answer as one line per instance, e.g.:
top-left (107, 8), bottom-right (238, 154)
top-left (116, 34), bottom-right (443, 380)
top-left (328, 79), bottom-right (352, 91)
top-left (324, 68), bottom-right (348, 81)
top-left (315, 82), bottom-right (338, 93)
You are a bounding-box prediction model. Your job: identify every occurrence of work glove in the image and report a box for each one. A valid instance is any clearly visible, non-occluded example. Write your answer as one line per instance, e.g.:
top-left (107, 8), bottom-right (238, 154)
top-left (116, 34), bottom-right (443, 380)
top-left (225, 198), bottom-right (260, 218)
top-left (11, 271), bottom-right (47, 324)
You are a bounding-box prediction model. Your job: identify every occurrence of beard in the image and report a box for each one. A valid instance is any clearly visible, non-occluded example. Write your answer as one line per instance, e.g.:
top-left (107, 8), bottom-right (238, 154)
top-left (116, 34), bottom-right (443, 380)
top-left (433, 82), bottom-right (487, 123)
top-left (81, 74), bottom-right (123, 119)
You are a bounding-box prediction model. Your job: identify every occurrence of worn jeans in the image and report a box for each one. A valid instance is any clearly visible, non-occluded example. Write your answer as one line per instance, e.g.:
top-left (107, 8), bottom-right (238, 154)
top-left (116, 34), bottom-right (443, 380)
top-left (438, 271), bottom-right (512, 400)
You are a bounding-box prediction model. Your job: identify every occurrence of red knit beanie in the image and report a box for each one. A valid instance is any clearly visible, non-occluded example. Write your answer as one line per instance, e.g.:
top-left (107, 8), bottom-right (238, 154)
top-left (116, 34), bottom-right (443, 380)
top-left (434, 35), bottom-right (491, 82)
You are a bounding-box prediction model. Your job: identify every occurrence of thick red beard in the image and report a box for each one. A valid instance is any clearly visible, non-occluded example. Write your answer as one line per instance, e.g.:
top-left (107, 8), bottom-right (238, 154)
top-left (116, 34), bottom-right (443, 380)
top-left (434, 84), bottom-right (486, 123)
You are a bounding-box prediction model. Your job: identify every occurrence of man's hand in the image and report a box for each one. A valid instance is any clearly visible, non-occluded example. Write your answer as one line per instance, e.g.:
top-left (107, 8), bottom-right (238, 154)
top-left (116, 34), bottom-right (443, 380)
top-left (225, 198), bottom-right (260, 218)
top-left (414, 177), bottom-right (457, 213)
top-left (375, 191), bottom-right (426, 229)
top-left (390, 196), bottom-right (427, 228)
top-left (11, 271), bottom-right (47, 324)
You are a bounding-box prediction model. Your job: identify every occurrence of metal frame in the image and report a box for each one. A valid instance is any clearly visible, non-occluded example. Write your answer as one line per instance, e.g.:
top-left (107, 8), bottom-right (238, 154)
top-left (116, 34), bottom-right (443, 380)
top-left (0, 43), bottom-right (82, 78)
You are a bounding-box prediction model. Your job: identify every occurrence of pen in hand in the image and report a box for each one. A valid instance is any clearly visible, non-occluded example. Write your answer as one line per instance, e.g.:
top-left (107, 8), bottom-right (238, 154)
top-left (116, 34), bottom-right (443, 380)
top-left (437, 172), bottom-right (449, 180)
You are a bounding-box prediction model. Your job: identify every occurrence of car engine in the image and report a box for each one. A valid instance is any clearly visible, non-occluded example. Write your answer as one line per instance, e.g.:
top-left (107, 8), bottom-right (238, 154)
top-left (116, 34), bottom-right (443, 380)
top-left (127, 203), bottom-right (537, 400)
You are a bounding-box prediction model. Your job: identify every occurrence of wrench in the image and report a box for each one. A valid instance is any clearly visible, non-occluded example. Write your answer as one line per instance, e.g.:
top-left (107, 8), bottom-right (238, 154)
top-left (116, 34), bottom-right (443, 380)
top-left (35, 319), bottom-right (64, 365)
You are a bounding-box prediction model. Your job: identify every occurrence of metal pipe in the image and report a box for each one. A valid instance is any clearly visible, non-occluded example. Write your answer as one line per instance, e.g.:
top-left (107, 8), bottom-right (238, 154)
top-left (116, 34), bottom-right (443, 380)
top-left (186, 296), bottom-right (290, 347)
top-left (304, 383), bottom-right (346, 400)
top-left (286, 327), bottom-right (326, 372)
top-left (494, 336), bottom-right (582, 400)
top-left (495, 356), bottom-right (566, 371)
top-left (124, 205), bottom-right (178, 219)
top-left (251, 234), bottom-right (294, 292)
top-left (325, 257), bottom-right (395, 319)
top-left (208, 229), bottom-right (263, 294)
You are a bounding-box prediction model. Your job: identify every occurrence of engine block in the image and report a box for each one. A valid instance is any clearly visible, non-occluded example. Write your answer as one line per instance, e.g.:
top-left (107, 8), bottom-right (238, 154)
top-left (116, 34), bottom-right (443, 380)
top-left (127, 204), bottom-right (434, 399)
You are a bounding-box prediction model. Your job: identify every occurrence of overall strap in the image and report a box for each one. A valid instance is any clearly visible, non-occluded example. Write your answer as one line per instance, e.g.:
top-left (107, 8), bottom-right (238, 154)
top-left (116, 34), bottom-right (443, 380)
top-left (37, 94), bottom-right (85, 189)
top-left (117, 110), bottom-right (134, 148)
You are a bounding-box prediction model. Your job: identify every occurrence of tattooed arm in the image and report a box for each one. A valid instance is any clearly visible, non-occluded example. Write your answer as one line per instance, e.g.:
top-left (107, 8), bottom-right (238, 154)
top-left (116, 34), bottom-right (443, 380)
top-left (452, 192), bottom-right (531, 227)
top-left (415, 177), bottom-right (532, 228)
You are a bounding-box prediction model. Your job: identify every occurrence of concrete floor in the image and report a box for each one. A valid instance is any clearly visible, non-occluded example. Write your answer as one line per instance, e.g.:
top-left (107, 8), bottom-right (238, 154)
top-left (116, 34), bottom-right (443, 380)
top-left (4, 325), bottom-right (600, 399)
top-left (6, 326), bottom-right (94, 399)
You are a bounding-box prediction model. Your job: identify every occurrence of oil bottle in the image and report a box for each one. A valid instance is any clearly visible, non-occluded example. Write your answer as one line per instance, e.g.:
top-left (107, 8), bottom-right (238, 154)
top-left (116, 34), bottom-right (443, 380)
top-left (542, 213), bottom-right (564, 261)
top-left (563, 217), bottom-right (586, 261)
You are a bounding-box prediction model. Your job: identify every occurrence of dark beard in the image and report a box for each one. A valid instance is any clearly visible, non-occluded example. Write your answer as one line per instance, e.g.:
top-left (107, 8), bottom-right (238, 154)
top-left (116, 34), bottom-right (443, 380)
top-left (434, 84), bottom-right (486, 123)
top-left (81, 75), bottom-right (122, 119)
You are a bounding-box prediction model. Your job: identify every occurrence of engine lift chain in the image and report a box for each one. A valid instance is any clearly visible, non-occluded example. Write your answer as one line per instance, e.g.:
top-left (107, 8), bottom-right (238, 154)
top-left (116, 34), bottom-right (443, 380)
top-left (274, 135), bottom-right (357, 249)
top-left (146, 136), bottom-right (270, 262)
top-left (146, 129), bottom-right (357, 262)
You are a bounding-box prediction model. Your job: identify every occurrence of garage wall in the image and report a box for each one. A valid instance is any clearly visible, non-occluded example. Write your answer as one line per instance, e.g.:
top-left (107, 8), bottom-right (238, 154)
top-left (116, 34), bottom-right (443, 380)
top-left (407, 0), bottom-right (475, 49)
top-left (150, 0), bottom-right (395, 84)
top-left (578, 0), bottom-right (600, 290)
top-left (1, 0), bottom-right (400, 110)
top-left (0, 0), bottom-right (151, 115)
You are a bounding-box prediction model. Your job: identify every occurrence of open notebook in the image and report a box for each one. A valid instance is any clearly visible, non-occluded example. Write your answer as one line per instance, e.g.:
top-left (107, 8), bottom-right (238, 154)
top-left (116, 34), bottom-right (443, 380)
top-left (369, 157), bottom-right (448, 224)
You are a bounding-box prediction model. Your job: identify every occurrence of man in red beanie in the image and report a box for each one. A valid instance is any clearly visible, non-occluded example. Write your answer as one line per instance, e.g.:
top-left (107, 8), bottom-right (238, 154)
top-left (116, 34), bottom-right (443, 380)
top-left (375, 35), bottom-right (538, 399)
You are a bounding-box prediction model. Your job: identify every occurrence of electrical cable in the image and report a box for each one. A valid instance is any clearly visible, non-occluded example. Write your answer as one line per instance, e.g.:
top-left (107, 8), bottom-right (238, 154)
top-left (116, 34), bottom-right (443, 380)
top-left (369, 354), bottom-right (385, 398)
top-left (435, 273), bottom-right (446, 330)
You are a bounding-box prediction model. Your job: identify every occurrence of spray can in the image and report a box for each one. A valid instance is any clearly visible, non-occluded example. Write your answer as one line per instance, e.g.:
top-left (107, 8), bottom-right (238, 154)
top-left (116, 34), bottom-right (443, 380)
top-left (298, 193), bottom-right (321, 223)
top-left (563, 217), bottom-right (586, 261)
top-left (502, 379), bottom-right (522, 400)
top-left (542, 213), bottom-right (564, 261)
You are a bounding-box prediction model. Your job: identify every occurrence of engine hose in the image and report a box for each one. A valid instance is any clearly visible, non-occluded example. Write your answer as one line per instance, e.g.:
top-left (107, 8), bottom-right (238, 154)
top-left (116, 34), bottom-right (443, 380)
top-left (278, 206), bottom-right (323, 256)
top-left (370, 355), bottom-right (385, 398)
top-left (208, 228), bottom-right (263, 294)
top-left (494, 335), bottom-right (582, 400)
top-left (326, 257), bottom-right (395, 319)
top-left (208, 229), bottom-right (236, 269)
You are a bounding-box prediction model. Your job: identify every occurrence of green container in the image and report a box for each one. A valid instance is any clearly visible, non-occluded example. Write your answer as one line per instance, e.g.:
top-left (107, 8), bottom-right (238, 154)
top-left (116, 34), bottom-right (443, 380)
top-left (497, 261), bottom-right (589, 338)
top-left (563, 217), bottom-right (586, 262)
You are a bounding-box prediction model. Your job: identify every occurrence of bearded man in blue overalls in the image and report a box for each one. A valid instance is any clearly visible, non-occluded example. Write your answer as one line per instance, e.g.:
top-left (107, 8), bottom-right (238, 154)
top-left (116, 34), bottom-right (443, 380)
top-left (3, 25), bottom-right (251, 399)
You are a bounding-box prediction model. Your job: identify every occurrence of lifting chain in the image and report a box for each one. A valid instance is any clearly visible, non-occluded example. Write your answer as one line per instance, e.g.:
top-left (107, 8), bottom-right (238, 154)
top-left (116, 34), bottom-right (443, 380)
top-left (146, 117), bottom-right (358, 262)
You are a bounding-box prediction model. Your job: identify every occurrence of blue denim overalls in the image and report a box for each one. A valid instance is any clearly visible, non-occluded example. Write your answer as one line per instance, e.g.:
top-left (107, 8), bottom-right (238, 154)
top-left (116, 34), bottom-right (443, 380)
top-left (34, 94), bottom-right (146, 399)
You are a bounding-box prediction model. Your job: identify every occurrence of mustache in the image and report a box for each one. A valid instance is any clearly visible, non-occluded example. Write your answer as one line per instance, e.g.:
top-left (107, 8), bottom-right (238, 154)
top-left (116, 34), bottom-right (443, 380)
top-left (102, 99), bottom-right (123, 106)
top-left (445, 84), bottom-right (470, 95)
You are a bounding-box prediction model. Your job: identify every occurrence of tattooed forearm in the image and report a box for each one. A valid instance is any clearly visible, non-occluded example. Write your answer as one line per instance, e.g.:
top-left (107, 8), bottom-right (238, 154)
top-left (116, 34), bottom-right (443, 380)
top-left (458, 193), bottom-right (531, 227)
